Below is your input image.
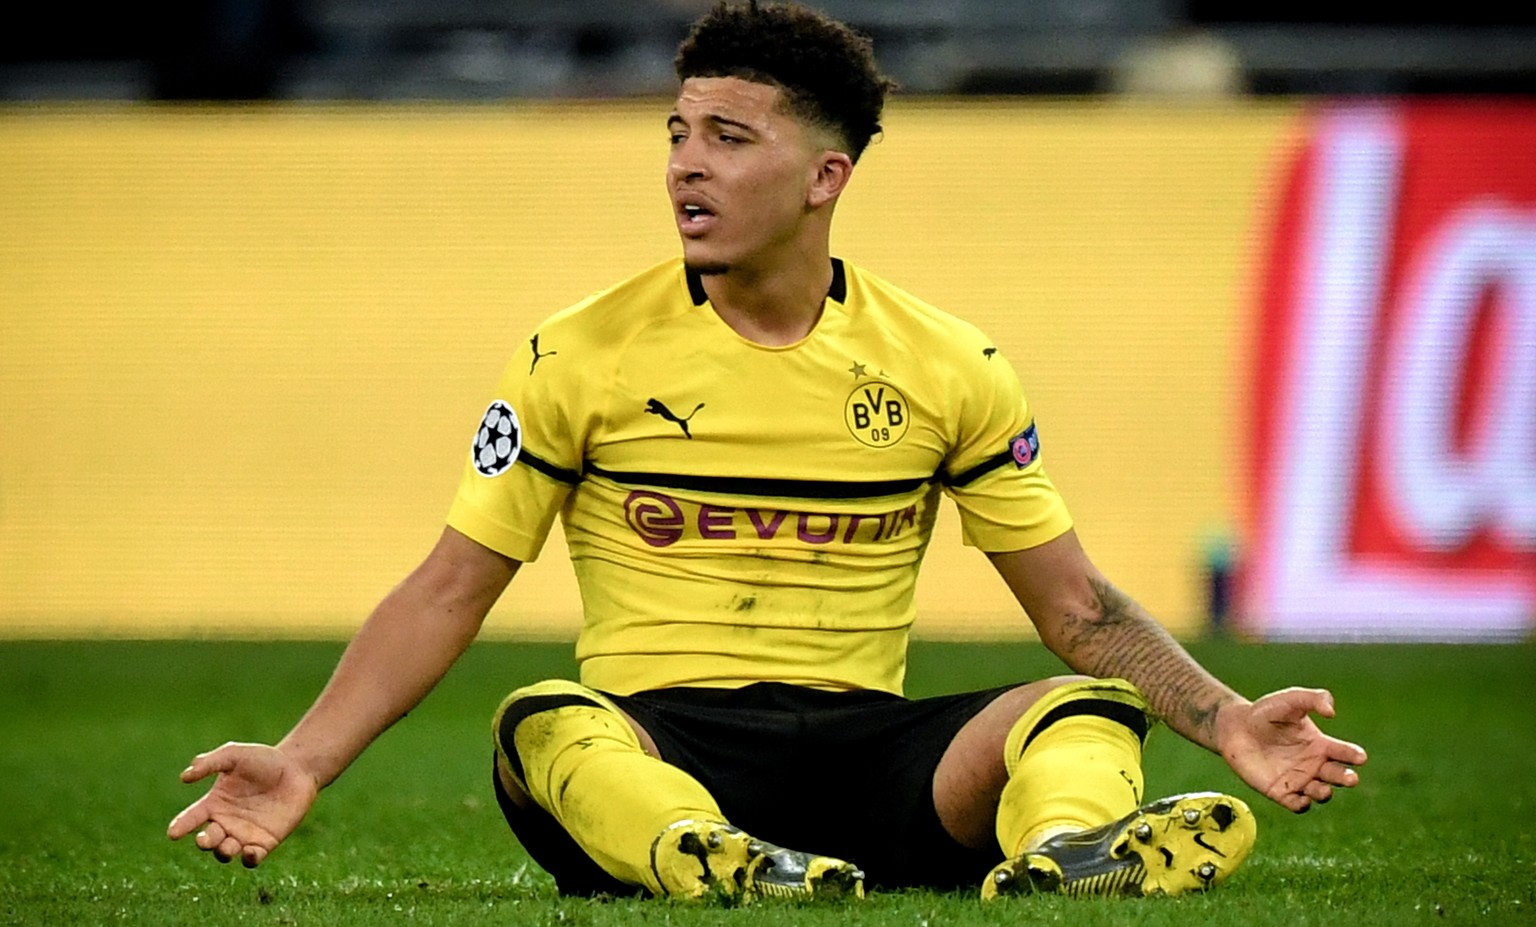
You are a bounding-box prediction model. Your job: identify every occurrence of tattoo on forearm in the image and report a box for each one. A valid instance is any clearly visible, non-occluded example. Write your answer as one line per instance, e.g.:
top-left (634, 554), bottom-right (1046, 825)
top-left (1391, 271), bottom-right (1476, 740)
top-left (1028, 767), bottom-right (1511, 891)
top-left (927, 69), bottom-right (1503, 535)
top-left (1056, 577), bottom-right (1234, 748)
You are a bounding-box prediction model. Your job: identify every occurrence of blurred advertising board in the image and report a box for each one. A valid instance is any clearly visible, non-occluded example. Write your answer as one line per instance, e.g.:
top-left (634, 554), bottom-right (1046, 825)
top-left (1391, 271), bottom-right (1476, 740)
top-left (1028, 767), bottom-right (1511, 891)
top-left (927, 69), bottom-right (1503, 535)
top-left (1241, 103), bottom-right (1536, 641)
top-left (1, 101), bottom-right (1528, 642)
top-left (0, 103), bottom-right (1285, 640)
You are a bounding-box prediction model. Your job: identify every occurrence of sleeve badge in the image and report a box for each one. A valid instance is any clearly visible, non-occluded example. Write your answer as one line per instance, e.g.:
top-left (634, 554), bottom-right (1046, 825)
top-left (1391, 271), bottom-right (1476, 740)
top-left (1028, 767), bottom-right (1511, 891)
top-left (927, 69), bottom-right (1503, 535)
top-left (1009, 423), bottom-right (1041, 468)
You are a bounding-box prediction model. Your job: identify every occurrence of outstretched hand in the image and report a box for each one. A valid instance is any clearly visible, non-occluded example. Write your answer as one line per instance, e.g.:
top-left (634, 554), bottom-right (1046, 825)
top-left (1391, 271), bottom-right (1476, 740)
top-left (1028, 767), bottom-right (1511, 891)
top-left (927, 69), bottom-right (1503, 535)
top-left (1216, 687), bottom-right (1368, 813)
top-left (167, 742), bottom-right (320, 867)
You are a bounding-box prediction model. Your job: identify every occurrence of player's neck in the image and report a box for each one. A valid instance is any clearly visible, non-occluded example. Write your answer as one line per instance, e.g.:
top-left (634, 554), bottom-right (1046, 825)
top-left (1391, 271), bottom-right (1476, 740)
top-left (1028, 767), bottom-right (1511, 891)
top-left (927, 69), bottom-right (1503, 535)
top-left (700, 246), bottom-right (835, 347)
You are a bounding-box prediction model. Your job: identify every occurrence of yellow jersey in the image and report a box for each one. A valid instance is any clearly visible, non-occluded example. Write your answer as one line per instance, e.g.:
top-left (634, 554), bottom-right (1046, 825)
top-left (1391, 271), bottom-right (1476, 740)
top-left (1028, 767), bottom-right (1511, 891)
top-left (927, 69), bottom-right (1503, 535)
top-left (448, 258), bottom-right (1072, 695)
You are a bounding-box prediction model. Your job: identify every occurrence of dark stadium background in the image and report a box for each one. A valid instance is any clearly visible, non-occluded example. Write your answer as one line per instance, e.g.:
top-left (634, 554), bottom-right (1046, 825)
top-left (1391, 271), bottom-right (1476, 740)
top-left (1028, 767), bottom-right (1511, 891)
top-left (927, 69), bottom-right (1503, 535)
top-left (3, 0), bottom-right (1534, 100)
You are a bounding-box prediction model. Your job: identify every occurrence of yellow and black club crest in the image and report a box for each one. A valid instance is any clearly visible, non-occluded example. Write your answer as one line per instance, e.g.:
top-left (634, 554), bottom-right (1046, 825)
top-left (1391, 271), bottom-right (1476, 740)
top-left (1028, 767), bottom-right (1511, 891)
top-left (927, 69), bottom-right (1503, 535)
top-left (844, 381), bottom-right (910, 448)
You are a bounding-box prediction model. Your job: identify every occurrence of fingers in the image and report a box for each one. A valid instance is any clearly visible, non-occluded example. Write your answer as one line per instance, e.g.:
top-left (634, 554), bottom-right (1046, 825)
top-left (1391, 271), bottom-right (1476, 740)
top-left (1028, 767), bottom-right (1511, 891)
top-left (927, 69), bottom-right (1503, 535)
top-left (216, 835), bottom-right (244, 863)
top-left (170, 743), bottom-right (285, 866)
top-left (180, 743), bottom-right (242, 783)
top-left (187, 819), bottom-right (270, 866)
top-left (1328, 736), bottom-right (1369, 767)
top-left (169, 745), bottom-right (241, 839)
top-left (194, 821), bottom-right (227, 852)
top-left (1307, 687), bottom-right (1336, 718)
top-left (1272, 760), bottom-right (1358, 813)
top-left (167, 798), bottom-right (210, 840)
top-left (1266, 686), bottom-right (1335, 720)
top-left (1303, 780), bottom-right (1334, 805)
top-left (1318, 759), bottom-right (1361, 788)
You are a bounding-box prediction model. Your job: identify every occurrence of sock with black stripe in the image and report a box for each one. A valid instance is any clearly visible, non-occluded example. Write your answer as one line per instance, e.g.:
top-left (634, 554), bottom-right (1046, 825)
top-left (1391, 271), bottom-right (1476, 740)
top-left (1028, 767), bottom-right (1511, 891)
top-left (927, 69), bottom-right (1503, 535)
top-left (993, 678), bottom-right (1153, 856)
top-left (493, 679), bottom-right (725, 893)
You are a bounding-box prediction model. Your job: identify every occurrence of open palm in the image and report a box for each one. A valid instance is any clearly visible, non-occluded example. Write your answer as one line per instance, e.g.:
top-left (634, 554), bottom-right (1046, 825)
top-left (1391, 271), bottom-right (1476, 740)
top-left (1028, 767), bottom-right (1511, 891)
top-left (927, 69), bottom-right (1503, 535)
top-left (167, 742), bottom-right (319, 867)
top-left (1218, 687), bottom-right (1369, 813)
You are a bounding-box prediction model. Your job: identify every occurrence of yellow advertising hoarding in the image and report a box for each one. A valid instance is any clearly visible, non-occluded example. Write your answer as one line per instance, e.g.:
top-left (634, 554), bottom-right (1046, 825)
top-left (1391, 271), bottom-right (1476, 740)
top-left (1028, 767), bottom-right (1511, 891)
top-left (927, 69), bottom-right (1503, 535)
top-left (0, 101), bottom-right (1300, 640)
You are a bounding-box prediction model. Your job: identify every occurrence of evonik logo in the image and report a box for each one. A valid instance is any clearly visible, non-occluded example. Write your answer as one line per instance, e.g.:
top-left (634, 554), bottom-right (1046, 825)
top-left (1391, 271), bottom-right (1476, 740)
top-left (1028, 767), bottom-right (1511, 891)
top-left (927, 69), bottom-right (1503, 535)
top-left (622, 490), bottom-right (920, 549)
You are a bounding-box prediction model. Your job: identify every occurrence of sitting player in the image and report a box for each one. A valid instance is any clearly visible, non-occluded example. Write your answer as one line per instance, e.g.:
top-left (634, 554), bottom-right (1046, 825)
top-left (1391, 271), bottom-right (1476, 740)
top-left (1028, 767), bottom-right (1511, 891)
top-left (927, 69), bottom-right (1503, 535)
top-left (170, 1), bottom-right (1367, 901)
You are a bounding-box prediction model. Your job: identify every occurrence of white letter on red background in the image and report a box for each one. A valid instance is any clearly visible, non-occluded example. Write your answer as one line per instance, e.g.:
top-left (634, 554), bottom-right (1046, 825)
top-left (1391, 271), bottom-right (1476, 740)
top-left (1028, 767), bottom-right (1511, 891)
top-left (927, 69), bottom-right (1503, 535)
top-left (1255, 109), bottom-right (1534, 640)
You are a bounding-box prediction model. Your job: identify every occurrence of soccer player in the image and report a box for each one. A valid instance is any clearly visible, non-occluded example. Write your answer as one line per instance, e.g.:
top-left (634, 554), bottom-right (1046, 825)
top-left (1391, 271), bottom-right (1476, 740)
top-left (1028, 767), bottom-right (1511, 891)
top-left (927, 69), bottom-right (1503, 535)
top-left (168, 1), bottom-right (1368, 902)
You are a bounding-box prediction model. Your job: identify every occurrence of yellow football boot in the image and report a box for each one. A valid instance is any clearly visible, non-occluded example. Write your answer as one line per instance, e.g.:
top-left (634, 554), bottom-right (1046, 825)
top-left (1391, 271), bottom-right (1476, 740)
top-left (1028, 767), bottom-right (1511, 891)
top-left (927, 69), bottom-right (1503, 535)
top-left (650, 820), bottom-right (865, 903)
top-left (983, 792), bottom-right (1256, 900)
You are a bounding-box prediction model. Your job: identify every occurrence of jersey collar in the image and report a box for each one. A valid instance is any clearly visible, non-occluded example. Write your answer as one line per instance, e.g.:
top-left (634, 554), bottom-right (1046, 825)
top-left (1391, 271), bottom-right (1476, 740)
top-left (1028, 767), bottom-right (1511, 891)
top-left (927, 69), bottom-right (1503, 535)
top-left (686, 258), bottom-right (848, 307)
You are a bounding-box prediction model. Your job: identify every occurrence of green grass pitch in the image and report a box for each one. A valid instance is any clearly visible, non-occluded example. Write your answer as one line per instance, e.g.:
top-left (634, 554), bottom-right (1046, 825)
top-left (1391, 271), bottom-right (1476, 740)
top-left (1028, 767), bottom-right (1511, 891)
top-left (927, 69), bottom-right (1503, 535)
top-left (1, 637), bottom-right (1531, 926)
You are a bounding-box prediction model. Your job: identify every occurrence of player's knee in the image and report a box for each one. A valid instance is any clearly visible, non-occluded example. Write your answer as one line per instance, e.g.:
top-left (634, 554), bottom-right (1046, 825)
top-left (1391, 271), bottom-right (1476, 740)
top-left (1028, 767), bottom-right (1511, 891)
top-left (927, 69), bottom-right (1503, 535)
top-left (1002, 676), bottom-right (1153, 770)
top-left (493, 680), bottom-right (602, 771)
top-left (1029, 675), bottom-right (1149, 713)
top-left (491, 679), bottom-right (632, 789)
top-left (494, 679), bottom-right (606, 725)
top-left (1028, 674), bottom-right (1098, 704)
top-left (986, 675), bottom-right (1100, 726)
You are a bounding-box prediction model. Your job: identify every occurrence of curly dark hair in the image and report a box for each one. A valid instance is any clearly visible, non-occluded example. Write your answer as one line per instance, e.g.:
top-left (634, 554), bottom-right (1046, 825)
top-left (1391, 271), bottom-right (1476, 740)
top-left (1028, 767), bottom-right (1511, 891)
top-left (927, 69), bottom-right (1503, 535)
top-left (674, 2), bottom-right (895, 162)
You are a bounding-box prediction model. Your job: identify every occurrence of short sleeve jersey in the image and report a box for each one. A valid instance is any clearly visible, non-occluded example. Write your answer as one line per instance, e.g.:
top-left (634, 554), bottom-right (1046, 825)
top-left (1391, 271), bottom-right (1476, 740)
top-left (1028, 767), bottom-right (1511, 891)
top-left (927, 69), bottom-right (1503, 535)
top-left (448, 258), bottom-right (1072, 695)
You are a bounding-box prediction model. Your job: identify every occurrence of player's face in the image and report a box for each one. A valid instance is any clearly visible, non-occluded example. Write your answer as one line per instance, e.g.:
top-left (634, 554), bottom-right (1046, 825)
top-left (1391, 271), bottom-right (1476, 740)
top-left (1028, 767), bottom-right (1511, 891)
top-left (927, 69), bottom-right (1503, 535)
top-left (667, 76), bottom-right (829, 274)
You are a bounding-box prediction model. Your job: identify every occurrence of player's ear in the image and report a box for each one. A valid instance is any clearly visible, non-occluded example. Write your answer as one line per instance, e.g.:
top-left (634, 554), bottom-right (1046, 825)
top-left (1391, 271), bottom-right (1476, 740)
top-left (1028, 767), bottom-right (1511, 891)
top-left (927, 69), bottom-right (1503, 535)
top-left (807, 150), bottom-right (854, 209)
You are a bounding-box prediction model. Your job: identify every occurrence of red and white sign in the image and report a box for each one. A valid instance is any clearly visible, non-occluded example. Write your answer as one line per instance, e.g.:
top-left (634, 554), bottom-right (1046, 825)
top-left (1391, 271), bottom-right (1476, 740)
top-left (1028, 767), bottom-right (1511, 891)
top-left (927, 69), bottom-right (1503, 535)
top-left (1243, 103), bottom-right (1536, 641)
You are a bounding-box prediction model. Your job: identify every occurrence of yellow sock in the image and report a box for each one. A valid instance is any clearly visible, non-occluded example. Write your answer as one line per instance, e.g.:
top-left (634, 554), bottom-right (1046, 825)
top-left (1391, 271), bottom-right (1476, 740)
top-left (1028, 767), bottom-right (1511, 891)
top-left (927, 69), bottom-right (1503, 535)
top-left (994, 678), bottom-right (1153, 857)
top-left (493, 680), bottom-right (723, 893)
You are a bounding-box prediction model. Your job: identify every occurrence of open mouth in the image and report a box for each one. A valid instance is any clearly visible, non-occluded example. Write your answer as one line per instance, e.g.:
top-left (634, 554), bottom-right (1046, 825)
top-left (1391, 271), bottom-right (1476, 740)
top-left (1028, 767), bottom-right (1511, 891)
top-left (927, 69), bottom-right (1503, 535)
top-left (681, 203), bottom-right (715, 225)
top-left (677, 200), bottom-right (718, 237)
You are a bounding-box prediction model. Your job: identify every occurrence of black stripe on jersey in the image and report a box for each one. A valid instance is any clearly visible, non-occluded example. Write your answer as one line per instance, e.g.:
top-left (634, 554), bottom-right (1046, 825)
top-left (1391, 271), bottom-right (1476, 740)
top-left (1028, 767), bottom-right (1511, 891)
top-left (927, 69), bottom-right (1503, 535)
top-left (944, 449), bottom-right (1014, 488)
top-left (520, 449), bottom-right (582, 485)
top-left (585, 462), bottom-right (929, 500)
top-left (685, 258), bottom-right (847, 307)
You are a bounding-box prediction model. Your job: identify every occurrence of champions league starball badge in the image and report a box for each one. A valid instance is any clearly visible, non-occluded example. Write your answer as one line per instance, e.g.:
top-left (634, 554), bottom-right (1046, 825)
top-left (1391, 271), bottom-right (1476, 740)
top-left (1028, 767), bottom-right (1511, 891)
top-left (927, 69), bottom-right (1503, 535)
top-left (472, 400), bottom-right (522, 477)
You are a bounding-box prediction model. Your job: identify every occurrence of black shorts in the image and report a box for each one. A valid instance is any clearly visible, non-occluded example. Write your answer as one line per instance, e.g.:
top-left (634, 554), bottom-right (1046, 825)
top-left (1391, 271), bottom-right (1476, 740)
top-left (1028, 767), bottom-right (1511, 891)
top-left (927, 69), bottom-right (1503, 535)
top-left (492, 681), bottom-right (1021, 895)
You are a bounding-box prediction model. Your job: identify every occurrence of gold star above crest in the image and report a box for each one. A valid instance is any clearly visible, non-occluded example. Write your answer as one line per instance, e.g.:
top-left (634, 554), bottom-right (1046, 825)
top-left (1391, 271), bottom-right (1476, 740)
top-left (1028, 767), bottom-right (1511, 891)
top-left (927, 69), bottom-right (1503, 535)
top-left (848, 362), bottom-right (867, 378)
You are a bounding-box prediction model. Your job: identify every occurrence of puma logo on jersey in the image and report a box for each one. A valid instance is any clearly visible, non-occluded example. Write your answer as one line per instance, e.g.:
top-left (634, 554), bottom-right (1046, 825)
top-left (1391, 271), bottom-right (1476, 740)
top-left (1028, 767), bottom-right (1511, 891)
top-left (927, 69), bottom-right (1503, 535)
top-left (646, 398), bottom-right (705, 439)
top-left (529, 334), bottom-right (558, 374)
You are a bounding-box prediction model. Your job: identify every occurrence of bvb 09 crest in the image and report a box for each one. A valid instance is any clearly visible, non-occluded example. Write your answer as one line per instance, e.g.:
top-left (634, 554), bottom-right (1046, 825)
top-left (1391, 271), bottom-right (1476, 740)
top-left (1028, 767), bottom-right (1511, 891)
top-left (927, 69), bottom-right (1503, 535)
top-left (845, 382), bottom-right (910, 448)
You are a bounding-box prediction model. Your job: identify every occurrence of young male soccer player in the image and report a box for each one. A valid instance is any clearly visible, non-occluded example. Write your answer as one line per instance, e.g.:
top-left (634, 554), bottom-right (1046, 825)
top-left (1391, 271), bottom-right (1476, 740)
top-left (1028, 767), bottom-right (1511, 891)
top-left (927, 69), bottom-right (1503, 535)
top-left (169, 1), bottom-right (1368, 901)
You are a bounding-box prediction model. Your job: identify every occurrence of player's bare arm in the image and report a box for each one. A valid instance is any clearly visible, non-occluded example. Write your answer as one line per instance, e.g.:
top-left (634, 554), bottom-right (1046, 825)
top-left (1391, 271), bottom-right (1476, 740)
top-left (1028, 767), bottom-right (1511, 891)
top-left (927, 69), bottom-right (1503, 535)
top-left (988, 529), bottom-right (1367, 813)
top-left (169, 526), bottom-right (520, 864)
top-left (275, 527), bottom-right (518, 786)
